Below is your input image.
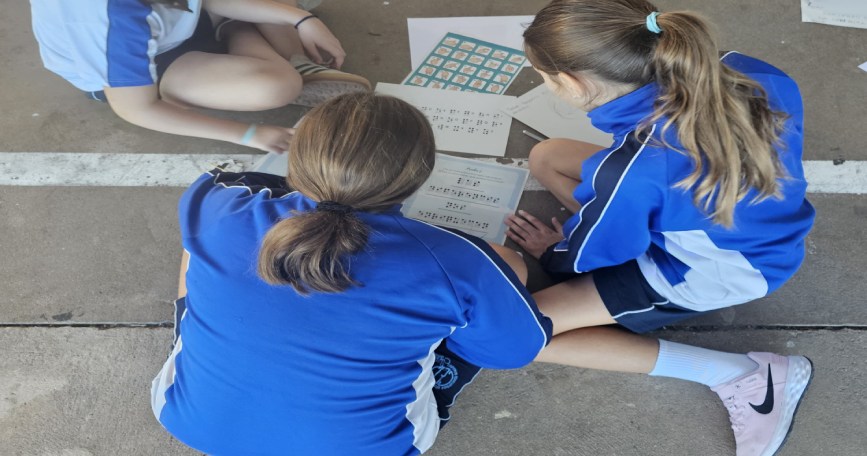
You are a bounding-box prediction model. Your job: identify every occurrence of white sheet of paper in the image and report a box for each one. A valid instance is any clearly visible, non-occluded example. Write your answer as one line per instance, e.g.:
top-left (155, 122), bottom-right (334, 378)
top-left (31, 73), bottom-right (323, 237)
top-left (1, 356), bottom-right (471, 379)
top-left (402, 153), bottom-right (528, 244)
top-left (501, 84), bottom-right (613, 147)
top-left (407, 16), bottom-right (534, 70)
top-left (859, 61), bottom-right (867, 72)
top-left (801, 0), bottom-right (867, 29)
top-left (250, 150), bottom-right (287, 176)
top-left (375, 83), bottom-right (514, 156)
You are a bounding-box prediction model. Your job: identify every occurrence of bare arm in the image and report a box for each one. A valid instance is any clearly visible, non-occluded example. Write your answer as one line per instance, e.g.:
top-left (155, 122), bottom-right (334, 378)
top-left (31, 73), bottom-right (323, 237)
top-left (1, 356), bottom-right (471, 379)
top-left (104, 84), bottom-right (293, 153)
top-left (203, 0), bottom-right (309, 25)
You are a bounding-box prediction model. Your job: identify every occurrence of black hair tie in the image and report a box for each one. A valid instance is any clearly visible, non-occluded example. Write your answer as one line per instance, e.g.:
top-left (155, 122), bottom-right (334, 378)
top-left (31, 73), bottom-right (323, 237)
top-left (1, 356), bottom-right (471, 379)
top-left (316, 200), bottom-right (354, 214)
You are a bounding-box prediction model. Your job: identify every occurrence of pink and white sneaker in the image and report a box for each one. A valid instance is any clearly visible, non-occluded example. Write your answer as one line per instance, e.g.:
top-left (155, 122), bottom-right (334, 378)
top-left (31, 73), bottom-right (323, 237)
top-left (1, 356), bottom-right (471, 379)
top-left (711, 352), bottom-right (813, 456)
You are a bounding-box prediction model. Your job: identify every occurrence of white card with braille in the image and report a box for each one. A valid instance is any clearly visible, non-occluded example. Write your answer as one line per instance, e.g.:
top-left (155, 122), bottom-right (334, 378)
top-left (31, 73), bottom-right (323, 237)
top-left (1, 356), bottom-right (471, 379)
top-left (375, 83), bottom-right (514, 157)
top-left (401, 153), bottom-right (528, 244)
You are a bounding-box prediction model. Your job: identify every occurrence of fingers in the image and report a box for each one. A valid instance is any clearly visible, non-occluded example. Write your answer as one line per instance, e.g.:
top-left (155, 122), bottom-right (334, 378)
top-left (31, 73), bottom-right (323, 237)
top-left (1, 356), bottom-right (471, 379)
top-left (247, 125), bottom-right (293, 154)
top-left (505, 215), bottom-right (532, 239)
top-left (303, 42), bottom-right (324, 65)
top-left (262, 138), bottom-right (288, 154)
top-left (505, 225), bottom-right (532, 248)
top-left (316, 31), bottom-right (345, 68)
top-left (320, 54), bottom-right (336, 67)
top-left (516, 210), bottom-right (548, 231)
top-left (329, 47), bottom-right (346, 69)
top-left (315, 42), bottom-right (345, 68)
top-left (259, 142), bottom-right (278, 154)
top-left (504, 211), bottom-right (566, 260)
top-left (507, 215), bottom-right (534, 236)
top-left (504, 223), bottom-right (547, 260)
top-left (271, 145), bottom-right (289, 154)
top-left (505, 228), bottom-right (528, 246)
top-left (509, 211), bottom-right (553, 236)
top-left (272, 137), bottom-right (292, 154)
top-left (296, 21), bottom-right (346, 68)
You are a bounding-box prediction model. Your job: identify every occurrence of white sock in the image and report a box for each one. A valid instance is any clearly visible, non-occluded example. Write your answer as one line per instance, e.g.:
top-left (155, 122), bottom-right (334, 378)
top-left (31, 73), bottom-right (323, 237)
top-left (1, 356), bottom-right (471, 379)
top-left (648, 339), bottom-right (759, 387)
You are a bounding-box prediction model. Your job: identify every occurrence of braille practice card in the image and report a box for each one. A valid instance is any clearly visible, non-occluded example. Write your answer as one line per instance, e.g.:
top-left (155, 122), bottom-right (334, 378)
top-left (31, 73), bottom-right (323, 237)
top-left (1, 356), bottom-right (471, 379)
top-left (403, 33), bottom-right (527, 94)
top-left (401, 153), bottom-right (529, 244)
top-left (376, 83), bottom-right (515, 156)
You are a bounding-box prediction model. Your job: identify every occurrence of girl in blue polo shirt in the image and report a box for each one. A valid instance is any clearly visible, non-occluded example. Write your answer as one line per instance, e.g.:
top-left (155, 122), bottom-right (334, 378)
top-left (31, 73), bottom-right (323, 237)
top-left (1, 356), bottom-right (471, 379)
top-left (505, 1), bottom-right (814, 455)
top-left (29, 0), bottom-right (370, 153)
top-left (151, 93), bottom-right (552, 455)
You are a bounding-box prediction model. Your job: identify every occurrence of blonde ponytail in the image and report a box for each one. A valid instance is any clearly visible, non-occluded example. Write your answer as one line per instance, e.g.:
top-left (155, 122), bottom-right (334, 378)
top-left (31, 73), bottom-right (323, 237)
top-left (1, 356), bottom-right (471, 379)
top-left (524, 0), bottom-right (788, 227)
top-left (647, 12), bottom-right (787, 226)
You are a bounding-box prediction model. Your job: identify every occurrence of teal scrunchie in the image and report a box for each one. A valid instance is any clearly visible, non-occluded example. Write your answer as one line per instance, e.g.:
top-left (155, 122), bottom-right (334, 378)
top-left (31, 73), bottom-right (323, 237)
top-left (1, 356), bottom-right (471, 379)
top-left (646, 12), bottom-right (662, 34)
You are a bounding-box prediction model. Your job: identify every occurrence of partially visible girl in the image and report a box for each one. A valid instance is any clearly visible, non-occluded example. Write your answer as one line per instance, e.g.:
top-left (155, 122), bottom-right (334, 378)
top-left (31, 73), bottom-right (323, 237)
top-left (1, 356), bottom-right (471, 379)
top-left (152, 93), bottom-right (552, 455)
top-left (505, 1), bottom-right (814, 455)
top-left (29, 0), bottom-right (370, 153)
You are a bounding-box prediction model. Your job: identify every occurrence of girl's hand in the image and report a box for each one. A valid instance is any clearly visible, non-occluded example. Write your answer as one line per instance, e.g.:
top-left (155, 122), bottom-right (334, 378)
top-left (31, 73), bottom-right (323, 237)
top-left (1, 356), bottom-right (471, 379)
top-left (295, 17), bottom-right (346, 68)
top-left (505, 210), bottom-right (565, 259)
top-left (246, 125), bottom-right (295, 154)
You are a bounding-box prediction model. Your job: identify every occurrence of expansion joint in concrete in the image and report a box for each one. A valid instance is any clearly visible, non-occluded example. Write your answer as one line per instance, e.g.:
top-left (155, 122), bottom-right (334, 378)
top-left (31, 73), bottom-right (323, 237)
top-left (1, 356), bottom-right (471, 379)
top-left (0, 322), bottom-right (865, 331)
top-left (0, 321), bottom-right (173, 329)
top-left (664, 324), bottom-right (867, 332)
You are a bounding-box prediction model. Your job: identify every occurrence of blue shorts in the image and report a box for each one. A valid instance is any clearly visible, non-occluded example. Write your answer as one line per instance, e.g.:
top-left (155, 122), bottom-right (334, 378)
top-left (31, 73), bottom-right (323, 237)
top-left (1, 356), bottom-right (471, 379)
top-left (592, 260), bottom-right (710, 333)
top-left (171, 297), bottom-right (478, 428)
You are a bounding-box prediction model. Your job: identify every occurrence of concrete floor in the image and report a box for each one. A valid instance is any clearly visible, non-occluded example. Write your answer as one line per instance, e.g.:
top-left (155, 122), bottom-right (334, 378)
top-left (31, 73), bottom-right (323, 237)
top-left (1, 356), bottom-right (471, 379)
top-left (1, 0), bottom-right (865, 455)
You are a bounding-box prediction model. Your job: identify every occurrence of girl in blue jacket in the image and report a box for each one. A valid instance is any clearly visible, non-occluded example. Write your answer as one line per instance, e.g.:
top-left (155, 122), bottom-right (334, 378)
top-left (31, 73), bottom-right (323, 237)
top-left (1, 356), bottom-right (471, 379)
top-left (505, 1), bottom-right (814, 455)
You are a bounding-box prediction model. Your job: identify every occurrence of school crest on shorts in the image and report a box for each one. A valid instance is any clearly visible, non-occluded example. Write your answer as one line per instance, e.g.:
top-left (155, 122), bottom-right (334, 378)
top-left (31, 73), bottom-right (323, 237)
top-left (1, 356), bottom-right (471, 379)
top-left (433, 354), bottom-right (458, 389)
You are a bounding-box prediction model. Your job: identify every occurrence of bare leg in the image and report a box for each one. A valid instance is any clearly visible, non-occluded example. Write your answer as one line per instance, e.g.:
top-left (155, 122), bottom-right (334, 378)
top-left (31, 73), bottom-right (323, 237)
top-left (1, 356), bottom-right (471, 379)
top-left (537, 326), bottom-right (660, 374)
top-left (159, 23), bottom-right (302, 111)
top-left (532, 275), bottom-right (615, 335)
top-left (532, 274), bottom-right (659, 374)
top-left (528, 138), bottom-right (603, 213)
top-left (488, 243), bottom-right (528, 285)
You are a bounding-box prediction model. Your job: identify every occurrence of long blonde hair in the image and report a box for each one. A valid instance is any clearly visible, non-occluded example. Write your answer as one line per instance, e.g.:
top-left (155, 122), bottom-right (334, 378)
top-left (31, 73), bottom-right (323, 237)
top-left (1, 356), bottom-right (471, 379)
top-left (524, 0), bottom-right (788, 227)
top-left (257, 93), bottom-right (436, 294)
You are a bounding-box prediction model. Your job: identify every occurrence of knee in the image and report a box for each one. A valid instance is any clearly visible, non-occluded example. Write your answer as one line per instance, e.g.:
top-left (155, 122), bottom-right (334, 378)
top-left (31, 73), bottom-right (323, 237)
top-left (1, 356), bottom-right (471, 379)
top-left (528, 138), bottom-right (580, 178)
top-left (503, 250), bottom-right (529, 284)
top-left (254, 64), bottom-right (302, 109)
top-left (528, 139), bottom-right (559, 178)
top-left (488, 243), bottom-right (528, 284)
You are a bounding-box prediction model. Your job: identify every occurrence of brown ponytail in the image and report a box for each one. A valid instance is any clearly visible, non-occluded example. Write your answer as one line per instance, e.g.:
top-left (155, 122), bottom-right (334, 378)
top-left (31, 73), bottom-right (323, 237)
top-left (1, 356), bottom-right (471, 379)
top-left (524, 0), bottom-right (788, 227)
top-left (257, 93), bottom-right (436, 294)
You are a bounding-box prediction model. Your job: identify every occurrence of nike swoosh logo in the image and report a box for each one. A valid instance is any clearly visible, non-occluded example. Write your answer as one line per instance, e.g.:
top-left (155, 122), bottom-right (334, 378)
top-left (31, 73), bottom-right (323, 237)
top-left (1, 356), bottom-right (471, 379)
top-left (749, 364), bottom-right (775, 414)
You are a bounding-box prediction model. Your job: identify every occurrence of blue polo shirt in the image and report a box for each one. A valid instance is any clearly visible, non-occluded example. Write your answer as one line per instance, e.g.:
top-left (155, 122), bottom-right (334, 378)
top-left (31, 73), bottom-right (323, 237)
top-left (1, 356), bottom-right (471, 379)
top-left (153, 170), bottom-right (552, 455)
top-left (30, 0), bottom-right (201, 91)
top-left (540, 52), bottom-right (815, 311)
